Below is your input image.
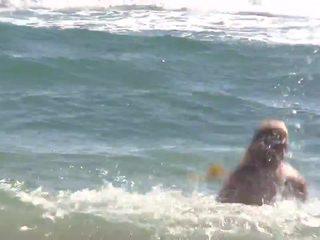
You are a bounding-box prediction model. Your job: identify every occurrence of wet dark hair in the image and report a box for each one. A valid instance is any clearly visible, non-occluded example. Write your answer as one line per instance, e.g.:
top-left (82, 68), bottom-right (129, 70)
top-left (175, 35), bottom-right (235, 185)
top-left (246, 127), bottom-right (288, 169)
top-left (251, 127), bottom-right (288, 150)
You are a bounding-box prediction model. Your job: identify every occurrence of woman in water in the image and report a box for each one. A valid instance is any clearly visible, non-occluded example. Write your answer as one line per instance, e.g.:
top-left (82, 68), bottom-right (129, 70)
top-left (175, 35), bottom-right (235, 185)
top-left (216, 120), bottom-right (307, 205)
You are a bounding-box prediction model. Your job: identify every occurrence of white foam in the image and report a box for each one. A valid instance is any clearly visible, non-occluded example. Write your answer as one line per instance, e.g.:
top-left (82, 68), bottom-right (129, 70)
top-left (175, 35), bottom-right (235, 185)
top-left (0, 1), bottom-right (319, 45)
top-left (0, 0), bottom-right (319, 18)
top-left (1, 180), bottom-right (320, 238)
top-left (19, 225), bottom-right (35, 231)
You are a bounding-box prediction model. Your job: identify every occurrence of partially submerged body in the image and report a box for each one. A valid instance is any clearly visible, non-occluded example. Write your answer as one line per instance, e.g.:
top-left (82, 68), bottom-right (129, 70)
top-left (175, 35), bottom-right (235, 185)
top-left (216, 120), bottom-right (307, 206)
top-left (217, 165), bottom-right (279, 205)
top-left (217, 162), bottom-right (307, 205)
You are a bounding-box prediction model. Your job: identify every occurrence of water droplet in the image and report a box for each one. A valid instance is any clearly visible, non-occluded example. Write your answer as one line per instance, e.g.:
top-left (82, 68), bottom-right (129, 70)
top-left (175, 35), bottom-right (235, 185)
top-left (19, 226), bottom-right (32, 231)
top-left (306, 56), bottom-right (312, 64)
top-left (294, 123), bottom-right (301, 129)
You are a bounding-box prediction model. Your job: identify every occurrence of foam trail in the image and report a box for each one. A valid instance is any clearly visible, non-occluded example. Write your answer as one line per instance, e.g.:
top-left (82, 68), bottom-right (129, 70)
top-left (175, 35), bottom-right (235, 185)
top-left (1, 180), bottom-right (320, 239)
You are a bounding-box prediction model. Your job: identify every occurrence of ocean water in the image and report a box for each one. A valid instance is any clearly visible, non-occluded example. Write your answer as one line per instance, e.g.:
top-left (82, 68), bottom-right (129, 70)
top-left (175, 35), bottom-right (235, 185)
top-left (0, 0), bottom-right (320, 239)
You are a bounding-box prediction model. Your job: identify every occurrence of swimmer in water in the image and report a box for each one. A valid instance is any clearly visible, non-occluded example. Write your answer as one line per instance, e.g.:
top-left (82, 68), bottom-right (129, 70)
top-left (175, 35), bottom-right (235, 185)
top-left (216, 120), bottom-right (307, 205)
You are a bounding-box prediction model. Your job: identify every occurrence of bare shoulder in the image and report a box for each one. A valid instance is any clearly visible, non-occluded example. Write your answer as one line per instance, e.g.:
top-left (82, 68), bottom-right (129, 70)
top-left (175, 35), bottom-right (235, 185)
top-left (277, 162), bottom-right (304, 181)
top-left (279, 162), bottom-right (308, 201)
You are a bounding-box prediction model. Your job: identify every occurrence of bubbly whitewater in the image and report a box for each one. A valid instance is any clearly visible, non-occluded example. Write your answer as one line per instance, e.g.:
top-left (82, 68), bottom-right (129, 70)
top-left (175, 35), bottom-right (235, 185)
top-left (0, 0), bottom-right (320, 239)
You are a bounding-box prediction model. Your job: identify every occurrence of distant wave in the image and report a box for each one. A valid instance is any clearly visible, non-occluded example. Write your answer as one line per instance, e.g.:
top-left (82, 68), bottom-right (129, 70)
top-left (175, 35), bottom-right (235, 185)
top-left (0, 10), bottom-right (319, 45)
top-left (0, 0), bottom-right (319, 18)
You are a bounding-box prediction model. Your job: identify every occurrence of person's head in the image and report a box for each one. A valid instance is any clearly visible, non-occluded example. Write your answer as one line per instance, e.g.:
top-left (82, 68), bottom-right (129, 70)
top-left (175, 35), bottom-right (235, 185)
top-left (241, 120), bottom-right (288, 169)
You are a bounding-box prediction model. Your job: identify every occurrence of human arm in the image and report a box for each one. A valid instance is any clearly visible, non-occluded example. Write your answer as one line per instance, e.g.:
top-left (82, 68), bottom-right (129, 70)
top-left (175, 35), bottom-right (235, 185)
top-left (279, 162), bottom-right (308, 201)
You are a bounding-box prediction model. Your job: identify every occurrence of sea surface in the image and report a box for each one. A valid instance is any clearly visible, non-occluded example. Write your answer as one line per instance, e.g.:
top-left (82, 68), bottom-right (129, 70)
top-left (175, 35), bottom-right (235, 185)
top-left (0, 0), bottom-right (320, 239)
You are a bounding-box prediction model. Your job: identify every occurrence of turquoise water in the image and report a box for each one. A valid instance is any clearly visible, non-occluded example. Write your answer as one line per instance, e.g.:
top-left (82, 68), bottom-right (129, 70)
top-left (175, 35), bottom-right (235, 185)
top-left (0, 2), bottom-right (320, 239)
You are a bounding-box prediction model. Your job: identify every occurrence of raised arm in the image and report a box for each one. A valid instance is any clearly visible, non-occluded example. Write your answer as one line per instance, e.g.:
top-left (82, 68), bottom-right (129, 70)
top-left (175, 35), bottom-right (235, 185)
top-left (284, 176), bottom-right (308, 201)
top-left (278, 162), bottom-right (308, 201)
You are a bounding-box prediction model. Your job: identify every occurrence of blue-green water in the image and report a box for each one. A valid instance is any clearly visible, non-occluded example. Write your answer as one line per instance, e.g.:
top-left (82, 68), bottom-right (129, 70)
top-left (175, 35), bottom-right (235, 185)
top-left (0, 2), bottom-right (320, 239)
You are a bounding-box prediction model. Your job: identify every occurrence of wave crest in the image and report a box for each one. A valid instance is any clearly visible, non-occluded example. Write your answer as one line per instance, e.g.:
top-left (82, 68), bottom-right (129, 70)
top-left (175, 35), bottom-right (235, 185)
top-left (0, 0), bottom-right (319, 18)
